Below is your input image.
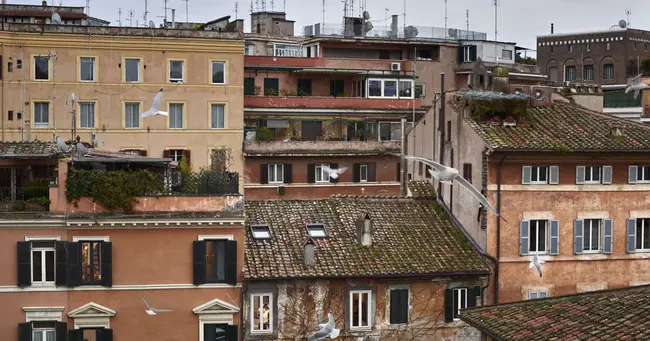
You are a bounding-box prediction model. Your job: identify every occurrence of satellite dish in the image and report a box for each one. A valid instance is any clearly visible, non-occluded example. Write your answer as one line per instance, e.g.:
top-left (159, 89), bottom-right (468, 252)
top-left (405, 25), bottom-right (419, 39)
top-left (362, 11), bottom-right (370, 20)
top-left (148, 20), bottom-right (156, 28)
top-left (619, 19), bottom-right (627, 28)
top-left (448, 28), bottom-right (457, 38)
top-left (363, 21), bottom-right (374, 33)
top-left (534, 89), bottom-right (545, 100)
top-left (51, 12), bottom-right (62, 25)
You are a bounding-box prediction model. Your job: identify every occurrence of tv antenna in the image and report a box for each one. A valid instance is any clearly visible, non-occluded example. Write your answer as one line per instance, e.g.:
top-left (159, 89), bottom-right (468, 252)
top-left (466, 9), bottom-right (469, 33)
top-left (85, 0), bottom-right (90, 16)
top-left (626, 9), bottom-right (632, 27)
top-left (118, 8), bottom-right (122, 26)
top-left (444, 0), bottom-right (447, 40)
top-left (235, 2), bottom-right (238, 19)
top-left (127, 10), bottom-right (134, 27)
top-left (322, 0), bottom-right (325, 29)
top-left (493, 0), bottom-right (499, 64)
top-left (182, 0), bottom-right (189, 22)
top-left (271, 0), bottom-right (274, 11)
top-left (143, 0), bottom-right (149, 26)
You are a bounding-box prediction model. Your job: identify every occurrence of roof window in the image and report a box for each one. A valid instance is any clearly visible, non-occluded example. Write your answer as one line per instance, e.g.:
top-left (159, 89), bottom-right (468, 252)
top-left (306, 224), bottom-right (328, 238)
top-left (251, 224), bottom-right (272, 239)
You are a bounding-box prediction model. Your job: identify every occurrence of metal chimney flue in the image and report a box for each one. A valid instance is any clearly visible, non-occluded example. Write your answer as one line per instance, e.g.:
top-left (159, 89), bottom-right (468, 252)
top-left (171, 9), bottom-right (176, 29)
top-left (356, 213), bottom-right (373, 246)
top-left (551, 23), bottom-right (554, 34)
top-left (390, 15), bottom-right (398, 38)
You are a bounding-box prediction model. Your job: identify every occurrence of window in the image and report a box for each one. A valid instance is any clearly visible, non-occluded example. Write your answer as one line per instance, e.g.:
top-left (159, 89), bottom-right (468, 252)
top-left (501, 49), bottom-right (513, 60)
top-left (330, 79), bottom-right (345, 97)
top-left (584, 65), bottom-right (594, 81)
top-left (452, 288), bottom-right (467, 321)
top-left (211, 61), bottom-right (225, 84)
top-left (81, 241), bottom-right (103, 285)
top-left (124, 58), bottom-right (140, 82)
top-left (565, 66), bottom-right (577, 82)
top-left (251, 293), bottom-right (273, 333)
top-left (368, 80), bottom-right (381, 97)
top-left (168, 149), bottom-right (184, 163)
top-left (79, 57), bottom-right (95, 81)
top-left (193, 238), bottom-right (237, 286)
top-left (79, 102), bottom-right (95, 128)
top-left (350, 290), bottom-right (372, 329)
top-left (463, 163), bottom-right (472, 184)
top-left (636, 166), bottom-right (650, 183)
top-left (398, 80), bottom-right (412, 97)
top-left (32, 321), bottom-right (56, 341)
top-left (169, 60), bottom-right (184, 83)
top-left (603, 64), bottom-right (614, 80)
top-left (33, 102), bottom-right (49, 128)
top-left (583, 219), bottom-right (601, 252)
top-left (586, 43), bottom-right (591, 52)
top-left (584, 166), bottom-right (601, 183)
top-left (264, 78), bottom-right (279, 96)
top-left (31, 240), bottom-right (55, 285)
top-left (211, 104), bottom-right (225, 129)
top-left (307, 224), bottom-right (327, 238)
top-left (530, 166), bottom-right (549, 184)
top-left (384, 80), bottom-right (397, 97)
top-left (606, 42), bottom-right (611, 51)
top-left (636, 218), bottom-right (650, 251)
top-left (389, 288), bottom-right (409, 324)
top-left (568, 45), bottom-right (573, 52)
top-left (169, 103), bottom-right (184, 129)
top-left (446, 120), bottom-right (452, 142)
top-left (124, 102), bottom-right (140, 129)
top-left (297, 79), bottom-right (312, 96)
top-left (205, 240), bottom-right (227, 283)
top-left (251, 225), bottom-right (271, 240)
top-left (244, 77), bottom-right (255, 96)
top-left (528, 291), bottom-right (548, 299)
top-left (463, 46), bottom-right (472, 62)
top-left (368, 79), bottom-right (413, 98)
top-left (315, 164), bottom-right (331, 183)
top-left (634, 43), bottom-right (637, 51)
top-left (34, 56), bottom-right (49, 80)
top-left (551, 46), bottom-right (555, 54)
top-left (268, 164), bottom-right (284, 184)
top-left (360, 164), bottom-right (368, 182)
top-left (529, 220), bottom-right (548, 253)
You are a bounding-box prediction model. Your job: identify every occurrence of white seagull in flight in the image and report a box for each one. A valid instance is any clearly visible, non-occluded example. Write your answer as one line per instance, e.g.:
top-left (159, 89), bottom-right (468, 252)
top-left (625, 74), bottom-right (650, 99)
top-left (529, 252), bottom-right (544, 277)
top-left (308, 313), bottom-right (340, 341)
top-left (142, 297), bottom-right (173, 315)
top-left (141, 88), bottom-right (169, 117)
top-left (322, 166), bottom-right (348, 180)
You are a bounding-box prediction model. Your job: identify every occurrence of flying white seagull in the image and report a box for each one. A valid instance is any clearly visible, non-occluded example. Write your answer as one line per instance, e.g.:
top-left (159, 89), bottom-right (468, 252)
top-left (142, 297), bottom-right (173, 315)
top-left (322, 166), bottom-right (348, 180)
top-left (529, 252), bottom-right (544, 277)
top-left (625, 74), bottom-right (650, 99)
top-left (397, 154), bottom-right (505, 221)
top-left (141, 88), bottom-right (168, 118)
top-left (307, 313), bottom-right (340, 341)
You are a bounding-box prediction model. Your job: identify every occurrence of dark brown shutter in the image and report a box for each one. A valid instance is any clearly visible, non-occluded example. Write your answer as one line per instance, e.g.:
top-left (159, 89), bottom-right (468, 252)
top-left (17, 241), bottom-right (31, 287)
top-left (55, 241), bottom-right (67, 286)
top-left (444, 289), bottom-right (454, 322)
top-left (259, 164), bottom-right (268, 184)
top-left (68, 329), bottom-right (83, 341)
top-left (101, 328), bottom-right (113, 341)
top-left (55, 322), bottom-right (67, 341)
top-left (182, 150), bottom-right (191, 168)
top-left (389, 290), bottom-right (399, 324)
top-left (225, 324), bottom-right (238, 341)
top-left (225, 240), bottom-right (238, 286)
top-left (193, 241), bottom-right (206, 285)
top-left (18, 322), bottom-right (32, 341)
top-left (141, 150), bottom-right (148, 156)
top-left (284, 164), bottom-right (292, 184)
top-left (368, 163), bottom-right (377, 182)
top-left (163, 150), bottom-right (170, 159)
top-left (100, 242), bottom-right (112, 287)
top-left (353, 163), bottom-right (360, 182)
top-left (66, 242), bottom-right (81, 287)
top-left (307, 163), bottom-right (316, 183)
top-left (330, 163), bottom-right (338, 183)
top-left (468, 286), bottom-right (480, 308)
top-left (396, 162), bottom-right (401, 181)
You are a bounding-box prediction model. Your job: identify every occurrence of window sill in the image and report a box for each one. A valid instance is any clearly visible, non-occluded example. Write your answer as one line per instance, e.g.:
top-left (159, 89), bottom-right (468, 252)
top-left (349, 327), bottom-right (372, 332)
top-left (210, 127), bottom-right (226, 130)
top-left (79, 80), bottom-right (96, 83)
top-left (31, 283), bottom-right (56, 287)
top-left (198, 283), bottom-right (239, 288)
top-left (32, 126), bottom-right (51, 129)
top-left (387, 323), bottom-right (408, 329)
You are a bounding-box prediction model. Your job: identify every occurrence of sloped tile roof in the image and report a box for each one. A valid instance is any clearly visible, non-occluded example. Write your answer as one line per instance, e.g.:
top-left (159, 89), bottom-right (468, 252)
top-left (0, 142), bottom-right (59, 159)
top-left (244, 197), bottom-right (489, 280)
top-left (407, 180), bottom-right (437, 199)
top-left (460, 285), bottom-right (650, 341)
top-left (465, 101), bottom-right (650, 152)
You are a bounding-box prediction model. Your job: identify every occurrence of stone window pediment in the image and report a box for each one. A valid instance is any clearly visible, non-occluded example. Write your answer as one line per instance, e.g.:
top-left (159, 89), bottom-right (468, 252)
top-left (68, 302), bottom-right (115, 329)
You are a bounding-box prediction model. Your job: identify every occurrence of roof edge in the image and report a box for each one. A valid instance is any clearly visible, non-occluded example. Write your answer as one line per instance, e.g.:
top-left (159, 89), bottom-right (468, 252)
top-left (244, 270), bottom-right (491, 281)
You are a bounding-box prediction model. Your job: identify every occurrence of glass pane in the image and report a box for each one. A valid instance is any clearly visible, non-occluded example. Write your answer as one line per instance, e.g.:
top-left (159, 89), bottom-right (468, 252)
top-left (352, 293), bottom-right (360, 326)
top-left (538, 221), bottom-right (547, 252)
top-left (398, 81), bottom-right (412, 97)
top-left (45, 330), bottom-right (55, 341)
top-left (212, 62), bottom-right (225, 83)
top-left (645, 224), bottom-right (650, 250)
top-left (361, 292), bottom-right (368, 326)
top-left (92, 243), bottom-right (102, 282)
top-left (360, 165), bottom-right (367, 181)
top-left (529, 292), bottom-right (538, 299)
top-left (212, 104), bottom-right (224, 128)
top-left (170, 61), bottom-right (183, 79)
top-left (262, 295), bottom-right (270, 330)
top-left (33, 331), bottom-right (43, 341)
top-left (637, 220), bottom-right (644, 250)
top-left (644, 167), bottom-right (650, 181)
top-left (125, 59), bottom-right (140, 82)
top-left (35, 56), bottom-right (49, 79)
top-left (82, 242), bottom-right (91, 283)
top-left (460, 289), bottom-right (466, 309)
top-left (368, 80), bottom-right (381, 97)
top-left (253, 295), bottom-right (261, 330)
top-left (126, 103), bottom-right (140, 128)
top-left (384, 81), bottom-right (397, 97)
top-left (33, 251), bottom-right (42, 282)
top-left (583, 221), bottom-right (591, 249)
top-left (315, 166), bottom-right (322, 182)
top-left (80, 103), bottom-right (94, 128)
top-left (170, 104), bottom-right (183, 128)
top-left (453, 290), bottom-right (459, 317)
top-left (539, 167), bottom-right (548, 182)
top-left (529, 222), bottom-right (538, 252)
top-left (206, 241), bottom-right (216, 281)
top-left (80, 57), bottom-right (94, 81)
top-left (215, 240), bottom-right (225, 281)
top-left (269, 165), bottom-right (276, 182)
top-left (379, 123), bottom-right (391, 141)
top-left (45, 250), bottom-right (55, 282)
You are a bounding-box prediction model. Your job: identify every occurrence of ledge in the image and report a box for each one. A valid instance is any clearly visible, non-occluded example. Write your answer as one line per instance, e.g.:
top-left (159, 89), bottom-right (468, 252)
top-left (244, 140), bottom-right (401, 156)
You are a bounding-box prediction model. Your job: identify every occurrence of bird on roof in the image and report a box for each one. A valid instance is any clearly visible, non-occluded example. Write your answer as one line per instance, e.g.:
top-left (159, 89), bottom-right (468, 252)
top-left (90, 132), bottom-right (99, 148)
top-left (308, 313), bottom-right (340, 341)
top-left (75, 142), bottom-right (89, 158)
top-left (529, 252), bottom-right (544, 277)
top-left (141, 88), bottom-right (169, 118)
top-left (55, 136), bottom-right (69, 153)
top-left (395, 154), bottom-right (506, 221)
top-left (625, 74), bottom-right (649, 99)
top-left (322, 166), bottom-right (348, 180)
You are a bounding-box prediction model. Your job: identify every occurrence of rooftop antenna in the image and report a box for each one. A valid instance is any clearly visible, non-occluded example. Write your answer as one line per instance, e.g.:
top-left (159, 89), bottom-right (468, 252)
top-left (85, 0), bottom-right (90, 16)
top-left (183, 0), bottom-right (189, 22)
top-left (118, 8), bottom-right (122, 26)
top-left (271, 0), bottom-right (274, 11)
top-left (143, 0), bottom-right (149, 26)
top-left (235, 2), bottom-right (238, 19)
top-left (384, 8), bottom-right (388, 33)
top-left (261, 0), bottom-right (265, 11)
top-left (162, 0), bottom-right (169, 24)
top-left (444, 0), bottom-right (447, 40)
top-left (494, 0), bottom-right (499, 64)
top-left (283, 0), bottom-right (286, 12)
top-left (350, 0), bottom-right (354, 17)
top-left (322, 0), bottom-right (325, 30)
top-left (402, 0), bottom-right (406, 34)
top-left (466, 9), bottom-right (469, 33)
top-left (127, 9), bottom-right (134, 27)
top-left (250, 0), bottom-right (253, 13)
top-left (626, 9), bottom-right (632, 27)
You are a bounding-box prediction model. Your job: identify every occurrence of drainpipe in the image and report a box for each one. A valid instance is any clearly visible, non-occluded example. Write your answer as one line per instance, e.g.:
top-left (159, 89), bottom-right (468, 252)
top-left (240, 281), bottom-right (247, 337)
top-left (400, 118), bottom-right (407, 196)
top-left (437, 73), bottom-right (445, 200)
top-left (493, 152), bottom-right (508, 305)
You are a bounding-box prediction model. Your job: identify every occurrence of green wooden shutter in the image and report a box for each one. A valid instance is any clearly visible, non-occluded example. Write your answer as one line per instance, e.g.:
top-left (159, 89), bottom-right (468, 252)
top-left (457, 46), bottom-right (464, 62)
top-left (368, 163), bottom-right (377, 182)
top-left (469, 45), bottom-right (478, 61)
top-left (55, 241), bottom-right (67, 286)
top-left (101, 328), bottom-right (113, 341)
top-left (284, 164), bottom-right (293, 184)
top-left (353, 163), bottom-right (361, 182)
top-left (68, 329), bottom-right (83, 341)
top-left (307, 164), bottom-right (316, 183)
top-left (225, 240), bottom-right (238, 286)
top-left (444, 289), bottom-right (454, 322)
top-left (17, 241), bottom-right (31, 287)
top-left (193, 241), bottom-right (207, 285)
top-left (18, 322), bottom-right (32, 341)
top-left (225, 324), bottom-right (238, 341)
top-left (100, 242), bottom-right (112, 287)
top-left (66, 242), bottom-right (81, 287)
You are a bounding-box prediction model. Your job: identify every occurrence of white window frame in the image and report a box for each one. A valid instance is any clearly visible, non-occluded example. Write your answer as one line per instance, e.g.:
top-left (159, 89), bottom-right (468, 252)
top-left (367, 79), bottom-right (414, 99)
top-left (211, 61), bottom-right (226, 84)
top-left (250, 293), bottom-right (274, 333)
top-left (79, 102), bottom-right (95, 129)
top-left (349, 290), bottom-right (372, 330)
top-left (124, 102), bottom-right (141, 129)
top-left (168, 149), bottom-right (184, 163)
top-left (636, 218), bottom-right (650, 252)
top-left (501, 49), bottom-right (513, 60)
top-left (169, 60), bottom-right (184, 83)
top-left (452, 288), bottom-right (467, 321)
top-left (527, 291), bottom-right (548, 299)
top-left (26, 237), bottom-right (60, 287)
top-left (32, 325), bottom-right (56, 341)
top-left (586, 43), bottom-right (591, 52)
top-left (210, 104), bottom-right (225, 129)
top-left (79, 57), bottom-right (96, 82)
top-left (250, 225), bottom-right (272, 240)
top-left (315, 164), bottom-right (331, 183)
top-left (529, 220), bottom-right (549, 254)
top-left (530, 166), bottom-right (549, 185)
top-left (33, 102), bottom-right (50, 129)
top-left (584, 166), bottom-right (602, 184)
top-left (306, 224), bottom-right (327, 238)
top-left (360, 164), bottom-right (368, 182)
top-left (637, 166), bottom-right (650, 183)
top-left (583, 219), bottom-right (601, 253)
top-left (603, 64), bottom-right (614, 80)
top-left (463, 46), bottom-right (471, 62)
top-left (124, 58), bottom-right (141, 83)
top-left (268, 164), bottom-right (284, 184)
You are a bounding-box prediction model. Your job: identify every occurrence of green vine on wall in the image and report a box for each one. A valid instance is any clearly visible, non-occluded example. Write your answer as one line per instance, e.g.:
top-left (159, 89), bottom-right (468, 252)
top-left (66, 168), bottom-right (163, 213)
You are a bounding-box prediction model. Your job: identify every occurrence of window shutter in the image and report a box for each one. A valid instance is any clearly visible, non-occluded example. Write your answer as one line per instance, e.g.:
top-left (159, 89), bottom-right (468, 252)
top-left (203, 323), bottom-right (217, 341)
top-left (549, 166), bottom-right (559, 184)
top-left (368, 163), bottom-right (377, 182)
top-left (225, 240), bottom-right (238, 286)
top-left (396, 162), bottom-right (401, 182)
top-left (602, 166), bottom-right (612, 184)
top-left (603, 219), bottom-right (614, 254)
top-left (628, 165), bottom-right (638, 184)
top-left (457, 46), bottom-right (464, 62)
top-left (353, 163), bottom-right (361, 183)
top-left (100, 242), bottom-right (112, 287)
top-left (225, 324), bottom-right (239, 341)
top-left (576, 166), bottom-right (585, 184)
top-left (389, 290), bottom-right (399, 324)
top-left (68, 329), bottom-right (83, 341)
top-left (182, 150), bottom-right (191, 168)
top-left (141, 150), bottom-right (148, 157)
top-left (330, 163), bottom-right (339, 183)
top-left (549, 219), bottom-right (560, 255)
top-left (467, 287), bottom-right (478, 308)
top-left (444, 289), bottom-right (454, 322)
top-left (193, 240), bottom-right (207, 285)
top-left (519, 220), bottom-right (530, 256)
top-left (259, 164), bottom-right (268, 184)
top-left (522, 166), bottom-right (532, 184)
top-left (627, 218), bottom-right (637, 254)
top-left (163, 150), bottom-right (171, 159)
top-left (284, 164), bottom-right (292, 184)
top-left (307, 163), bottom-right (316, 183)
top-left (574, 219), bottom-right (584, 255)
top-left (18, 322), bottom-right (32, 341)
top-left (55, 322), bottom-right (67, 341)
top-left (17, 241), bottom-right (31, 287)
top-left (400, 289), bottom-right (409, 323)
top-left (66, 242), bottom-right (81, 287)
top-left (55, 241), bottom-right (67, 286)
top-left (101, 328), bottom-right (113, 341)
top-left (470, 45), bottom-right (478, 61)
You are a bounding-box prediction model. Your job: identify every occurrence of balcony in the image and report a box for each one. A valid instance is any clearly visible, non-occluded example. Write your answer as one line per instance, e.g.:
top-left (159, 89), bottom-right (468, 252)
top-left (245, 96), bottom-right (421, 110)
top-left (244, 140), bottom-right (401, 156)
top-left (245, 56), bottom-right (411, 73)
top-left (604, 91), bottom-right (642, 108)
top-left (0, 164), bottom-right (56, 212)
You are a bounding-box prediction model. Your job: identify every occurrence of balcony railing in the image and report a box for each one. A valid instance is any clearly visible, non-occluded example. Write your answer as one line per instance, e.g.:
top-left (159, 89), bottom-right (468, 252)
top-left (303, 23), bottom-right (487, 41)
top-left (268, 45), bottom-right (303, 57)
top-left (0, 187), bottom-right (50, 212)
top-left (245, 96), bottom-right (422, 110)
top-left (244, 140), bottom-right (401, 155)
top-left (604, 92), bottom-right (642, 108)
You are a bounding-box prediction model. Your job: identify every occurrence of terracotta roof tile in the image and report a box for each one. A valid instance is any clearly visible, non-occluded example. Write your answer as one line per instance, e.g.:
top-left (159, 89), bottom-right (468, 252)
top-left (0, 142), bottom-right (59, 159)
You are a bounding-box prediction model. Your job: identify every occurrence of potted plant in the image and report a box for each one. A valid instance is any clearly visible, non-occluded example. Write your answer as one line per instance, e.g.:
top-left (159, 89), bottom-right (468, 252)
top-left (502, 116), bottom-right (517, 127)
top-left (256, 127), bottom-right (275, 142)
top-left (25, 197), bottom-right (51, 211)
top-left (517, 116), bottom-right (532, 127)
top-left (489, 116), bottom-right (501, 126)
top-left (254, 85), bottom-right (262, 96)
top-left (316, 129), bottom-right (327, 141)
top-left (350, 128), bottom-right (363, 141)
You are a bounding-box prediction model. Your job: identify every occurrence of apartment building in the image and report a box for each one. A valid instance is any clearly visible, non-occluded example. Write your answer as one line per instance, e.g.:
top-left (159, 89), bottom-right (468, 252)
top-left (242, 183), bottom-right (490, 341)
top-left (1, 142), bottom-right (244, 341)
top-left (0, 1), bottom-right (109, 26)
top-left (0, 17), bottom-right (244, 184)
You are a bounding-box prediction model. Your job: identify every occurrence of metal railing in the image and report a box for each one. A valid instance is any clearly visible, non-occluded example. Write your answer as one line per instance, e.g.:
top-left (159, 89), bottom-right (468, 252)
top-left (0, 186), bottom-right (49, 201)
top-left (303, 23), bottom-right (487, 41)
top-left (170, 171), bottom-right (240, 196)
top-left (267, 45), bottom-right (303, 57)
top-left (603, 92), bottom-right (642, 108)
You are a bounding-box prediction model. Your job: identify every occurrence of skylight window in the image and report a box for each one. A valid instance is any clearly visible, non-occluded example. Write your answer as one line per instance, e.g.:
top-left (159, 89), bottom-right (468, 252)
top-left (251, 225), bottom-right (272, 239)
top-left (307, 224), bottom-right (327, 238)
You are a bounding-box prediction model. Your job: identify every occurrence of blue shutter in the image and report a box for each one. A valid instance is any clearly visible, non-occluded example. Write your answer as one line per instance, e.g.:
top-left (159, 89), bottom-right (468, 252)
top-left (576, 166), bottom-right (585, 184)
top-left (522, 166), bottom-right (532, 184)
top-left (549, 166), bottom-right (559, 184)
top-left (574, 219), bottom-right (584, 255)
top-left (520, 220), bottom-right (530, 256)
top-left (602, 166), bottom-right (612, 184)
top-left (626, 219), bottom-right (636, 253)
top-left (603, 219), bottom-right (613, 254)
top-left (629, 166), bottom-right (638, 184)
top-left (549, 219), bottom-right (560, 255)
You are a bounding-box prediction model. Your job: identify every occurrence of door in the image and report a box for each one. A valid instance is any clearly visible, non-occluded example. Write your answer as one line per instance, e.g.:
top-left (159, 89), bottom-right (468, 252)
top-left (549, 67), bottom-right (558, 84)
top-left (301, 121), bottom-right (322, 141)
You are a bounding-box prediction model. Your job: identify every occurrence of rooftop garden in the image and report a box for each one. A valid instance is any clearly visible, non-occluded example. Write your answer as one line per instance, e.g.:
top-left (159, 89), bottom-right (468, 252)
top-left (452, 91), bottom-right (532, 125)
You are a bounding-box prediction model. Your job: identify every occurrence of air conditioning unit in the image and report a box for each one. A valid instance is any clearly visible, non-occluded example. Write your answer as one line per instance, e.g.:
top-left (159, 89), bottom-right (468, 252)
top-left (390, 62), bottom-right (401, 71)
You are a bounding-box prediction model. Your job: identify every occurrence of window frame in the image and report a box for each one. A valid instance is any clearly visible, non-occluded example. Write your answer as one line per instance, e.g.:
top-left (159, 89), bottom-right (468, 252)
top-left (123, 57), bottom-right (141, 83)
top-left (306, 223), bottom-right (328, 238)
top-left (527, 291), bottom-right (548, 299)
top-left (77, 101), bottom-right (97, 129)
top-left (388, 287), bottom-right (410, 325)
top-left (501, 49), bottom-right (513, 60)
top-left (565, 66), bottom-right (577, 82)
top-left (204, 239), bottom-right (228, 284)
top-left (463, 163), bottom-right (472, 184)
top-left (79, 240), bottom-right (103, 286)
top-left (583, 166), bottom-right (602, 184)
top-left (360, 164), bottom-right (368, 182)
top-left (210, 61), bottom-right (226, 85)
top-left (78, 56), bottom-right (97, 82)
top-left (367, 78), bottom-right (414, 99)
top-left (168, 59), bottom-right (185, 83)
top-left (29, 239), bottom-right (56, 286)
top-left (529, 219), bottom-right (549, 254)
top-left (452, 288), bottom-right (467, 321)
top-left (583, 219), bottom-right (601, 253)
top-left (209, 103), bottom-right (226, 129)
top-left (168, 149), bottom-right (185, 163)
top-left (637, 166), bottom-right (650, 183)
top-left (315, 163), bottom-right (331, 183)
top-left (167, 102), bottom-right (185, 129)
top-left (530, 166), bottom-right (549, 184)
top-left (463, 46), bottom-right (472, 62)
top-left (636, 218), bottom-right (650, 252)
top-left (603, 63), bottom-right (614, 80)
top-left (267, 164), bottom-right (284, 184)
top-left (250, 225), bottom-right (272, 240)
top-left (349, 289), bottom-right (372, 330)
top-left (583, 65), bottom-right (595, 81)
top-left (33, 55), bottom-right (50, 81)
top-left (250, 293), bottom-right (274, 334)
top-left (32, 325), bottom-right (56, 341)
top-left (32, 100), bottom-right (51, 129)
top-left (123, 101), bottom-right (142, 129)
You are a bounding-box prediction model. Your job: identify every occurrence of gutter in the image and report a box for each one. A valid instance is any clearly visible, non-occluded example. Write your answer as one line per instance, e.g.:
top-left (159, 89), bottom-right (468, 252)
top-left (244, 270), bottom-right (491, 282)
top-left (494, 152), bottom-right (508, 305)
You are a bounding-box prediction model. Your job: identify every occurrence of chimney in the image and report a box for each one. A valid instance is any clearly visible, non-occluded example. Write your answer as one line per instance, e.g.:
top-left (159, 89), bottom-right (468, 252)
top-left (171, 9), bottom-right (176, 29)
top-left (356, 213), bottom-right (372, 246)
top-left (491, 66), bottom-right (510, 93)
top-left (42, 0), bottom-right (47, 7)
top-left (551, 23), bottom-right (554, 34)
top-left (390, 15), bottom-right (398, 38)
top-left (303, 238), bottom-right (315, 268)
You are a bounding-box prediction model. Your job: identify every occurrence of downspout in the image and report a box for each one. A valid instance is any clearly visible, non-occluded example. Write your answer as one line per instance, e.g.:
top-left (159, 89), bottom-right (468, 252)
top-left (493, 152), bottom-right (508, 305)
top-left (240, 281), bottom-right (247, 337)
top-left (1, 41), bottom-right (4, 141)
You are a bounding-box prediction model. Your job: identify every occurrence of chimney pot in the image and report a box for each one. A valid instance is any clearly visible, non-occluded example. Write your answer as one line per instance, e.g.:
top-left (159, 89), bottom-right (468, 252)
top-left (551, 23), bottom-right (554, 34)
top-left (303, 238), bottom-right (315, 268)
top-left (356, 213), bottom-right (372, 246)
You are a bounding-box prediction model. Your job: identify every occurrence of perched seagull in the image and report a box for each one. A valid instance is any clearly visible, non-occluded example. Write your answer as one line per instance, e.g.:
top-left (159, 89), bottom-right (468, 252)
top-left (397, 154), bottom-right (505, 221)
top-left (90, 132), bottom-right (99, 148)
top-left (625, 74), bottom-right (650, 99)
top-left (55, 136), bottom-right (69, 153)
top-left (141, 88), bottom-right (168, 118)
top-left (308, 313), bottom-right (340, 341)
top-left (142, 297), bottom-right (173, 315)
top-left (322, 166), bottom-right (348, 180)
top-left (529, 252), bottom-right (544, 277)
top-left (75, 142), bottom-right (89, 158)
